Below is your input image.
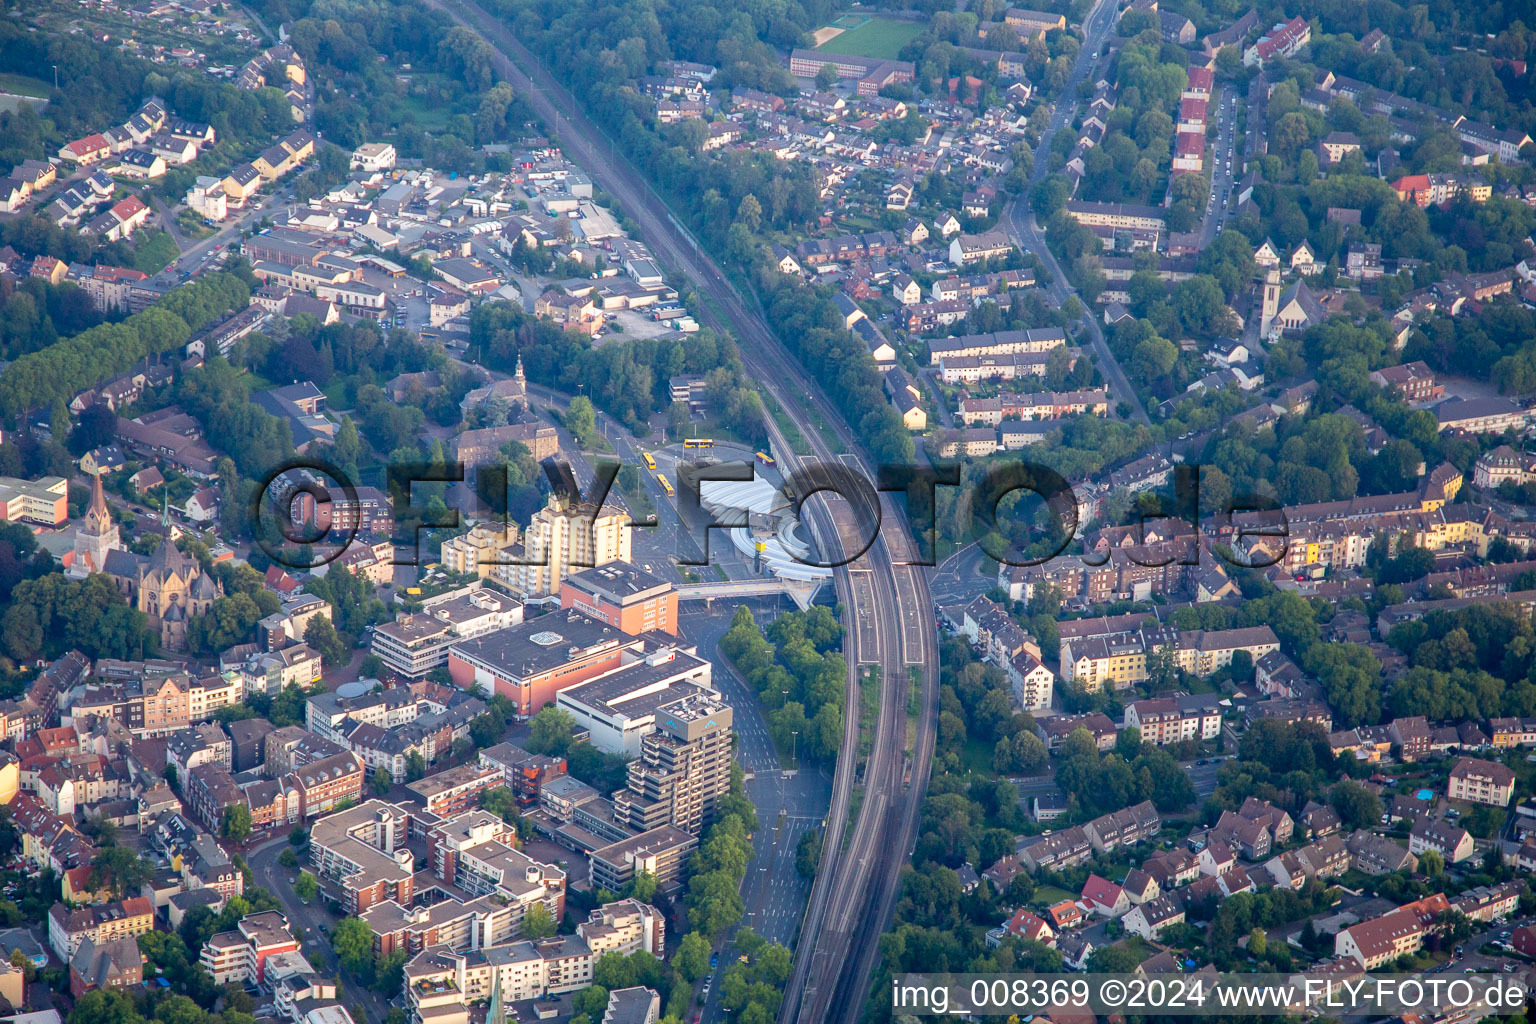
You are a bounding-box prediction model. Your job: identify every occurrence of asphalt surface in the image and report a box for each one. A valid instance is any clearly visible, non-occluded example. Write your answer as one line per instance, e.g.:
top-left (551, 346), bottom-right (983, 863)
top-left (679, 603), bottom-right (831, 1022)
top-left (248, 835), bottom-right (393, 1024)
top-left (931, 542), bottom-right (1000, 606)
top-left (1002, 0), bottom-right (1149, 426)
top-left (1199, 85), bottom-right (1242, 249)
top-left (414, 6), bottom-right (941, 1024)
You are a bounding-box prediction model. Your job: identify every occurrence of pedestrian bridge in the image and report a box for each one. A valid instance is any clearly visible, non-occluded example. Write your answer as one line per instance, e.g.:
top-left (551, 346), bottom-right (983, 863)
top-left (675, 578), bottom-right (824, 611)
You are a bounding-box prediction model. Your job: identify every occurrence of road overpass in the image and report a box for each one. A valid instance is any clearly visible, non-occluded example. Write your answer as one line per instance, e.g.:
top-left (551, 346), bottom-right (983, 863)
top-left (675, 578), bottom-right (825, 610)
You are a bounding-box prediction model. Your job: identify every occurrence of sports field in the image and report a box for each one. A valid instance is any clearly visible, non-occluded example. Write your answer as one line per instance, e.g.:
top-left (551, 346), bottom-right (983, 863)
top-left (0, 73), bottom-right (51, 98)
top-left (813, 16), bottom-right (924, 59)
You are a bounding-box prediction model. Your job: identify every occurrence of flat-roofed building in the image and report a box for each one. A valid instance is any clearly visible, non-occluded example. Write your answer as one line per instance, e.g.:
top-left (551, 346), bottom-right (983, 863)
top-left (447, 610), bottom-right (642, 719)
top-left (308, 799), bottom-right (415, 913)
top-left (555, 644), bottom-right (715, 757)
top-left (199, 911), bottom-right (299, 985)
top-left (405, 763), bottom-right (503, 818)
top-left (576, 898), bottom-right (665, 958)
top-left (612, 692), bottom-right (733, 836)
top-left (0, 476), bottom-right (68, 525)
top-left (371, 587), bottom-right (523, 678)
top-left (589, 825), bottom-right (698, 892)
top-left (560, 564), bottom-right (678, 636)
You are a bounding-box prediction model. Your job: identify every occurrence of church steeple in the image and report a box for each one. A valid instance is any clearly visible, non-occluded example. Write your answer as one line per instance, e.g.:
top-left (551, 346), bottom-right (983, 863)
top-left (83, 470), bottom-right (111, 534)
top-left (514, 354), bottom-right (526, 388)
top-left (71, 469), bottom-right (121, 579)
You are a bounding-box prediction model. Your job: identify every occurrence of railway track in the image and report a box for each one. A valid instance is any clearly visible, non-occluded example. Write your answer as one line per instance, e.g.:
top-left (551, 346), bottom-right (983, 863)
top-left (421, 5), bottom-right (940, 1021)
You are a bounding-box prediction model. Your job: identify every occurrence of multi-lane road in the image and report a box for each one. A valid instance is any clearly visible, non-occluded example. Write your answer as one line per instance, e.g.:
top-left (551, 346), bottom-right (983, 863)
top-left (418, 5), bottom-right (940, 1024)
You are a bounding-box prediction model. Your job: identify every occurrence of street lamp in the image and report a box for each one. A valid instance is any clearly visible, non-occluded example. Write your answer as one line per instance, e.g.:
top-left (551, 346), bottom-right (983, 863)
top-left (790, 730), bottom-right (799, 768)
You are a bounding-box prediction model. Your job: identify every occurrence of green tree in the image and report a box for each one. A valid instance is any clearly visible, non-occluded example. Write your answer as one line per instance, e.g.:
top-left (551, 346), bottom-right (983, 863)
top-left (1329, 780), bottom-right (1383, 830)
top-left (221, 805), bottom-right (252, 843)
top-left (1248, 927), bottom-right (1267, 957)
top-left (90, 845), bottom-right (151, 899)
top-left (295, 873), bottom-right (319, 902)
top-left (1086, 944), bottom-right (1142, 972)
top-left (674, 931), bottom-right (711, 982)
top-left (528, 706), bottom-right (577, 754)
top-left (815, 63), bottom-right (839, 90)
top-left (521, 902), bottom-right (557, 939)
top-left (373, 949), bottom-right (407, 997)
top-left (371, 769), bottom-right (392, 796)
top-left (563, 396), bottom-right (598, 447)
top-left (331, 917), bottom-right (375, 977)
top-left (305, 615), bottom-right (350, 667)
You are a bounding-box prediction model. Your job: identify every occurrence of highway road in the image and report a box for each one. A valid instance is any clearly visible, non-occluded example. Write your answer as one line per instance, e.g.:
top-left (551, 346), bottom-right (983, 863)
top-left (1002, 0), bottom-right (1150, 426)
top-left (419, 4), bottom-right (940, 1023)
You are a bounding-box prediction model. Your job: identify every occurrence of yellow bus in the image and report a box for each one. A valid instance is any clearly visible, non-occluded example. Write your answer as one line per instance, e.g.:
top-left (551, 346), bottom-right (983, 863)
top-left (656, 473), bottom-right (674, 497)
top-left (642, 451), bottom-right (657, 470)
top-left (755, 451), bottom-right (775, 468)
top-left (683, 438), bottom-right (713, 450)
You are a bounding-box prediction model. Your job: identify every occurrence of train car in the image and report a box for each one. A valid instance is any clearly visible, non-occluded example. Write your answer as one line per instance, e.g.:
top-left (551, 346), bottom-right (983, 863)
top-left (642, 452), bottom-right (657, 470)
top-left (755, 451), bottom-right (776, 467)
top-left (683, 438), bottom-right (713, 450)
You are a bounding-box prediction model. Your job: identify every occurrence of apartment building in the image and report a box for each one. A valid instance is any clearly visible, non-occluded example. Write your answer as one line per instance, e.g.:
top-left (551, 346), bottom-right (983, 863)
top-left (200, 911), bottom-right (300, 985)
top-left (1083, 801), bottom-right (1161, 854)
top-left (308, 800), bottom-right (416, 913)
top-left (1448, 756), bottom-right (1516, 806)
top-left (48, 897), bottom-right (153, 961)
top-left (576, 898), bottom-right (665, 958)
top-left (403, 936), bottom-right (597, 1021)
top-left (405, 764), bottom-right (504, 818)
top-left (427, 810), bottom-right (567, 927)
top-left (1123, 694), bottom-right (1223, 745)
top-left (1408, 818), bottom-right (1476, 864)
top-left (1064, 200), bottom-right (1167, 232)
top-left (370, 587), bottom-right (523, 678)
top-left (1019, 826), bottom-right (1094, 873)
top-left (1061, 626), bottom-right (1278, 690)
top-left (612, 693), bottom-right (733, 836)
top-left (496, 493), bottom-right (632, 598)
top-left (927, 327), bottom-right (1066, 365)
top-left (588, 826), bottom-right (698, 892)
top-left (478, 742), bottom-right (568, 806)
top-left (440, 524), bottom-right (520, 578)
top-left (1335, 895), bottom-right (1451, 968)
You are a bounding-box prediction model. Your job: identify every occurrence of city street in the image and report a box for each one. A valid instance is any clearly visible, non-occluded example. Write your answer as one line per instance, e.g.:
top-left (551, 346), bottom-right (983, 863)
top-left (931, 542), bottom-right (999, 607)
top-left (678, 601), bottom-right (830, 1022)
top-left (247, 836), bottom-right (393, 1024)
top-left (1000, 0), bottom-right (1149, 425)
top-left (1199, 86), bottom-right (1243, 249)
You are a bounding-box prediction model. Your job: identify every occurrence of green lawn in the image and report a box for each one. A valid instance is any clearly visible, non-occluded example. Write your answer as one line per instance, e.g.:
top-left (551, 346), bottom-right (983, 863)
top-left (815, 17), bottom-right (925, 60)
top-left (1033, 884), bottom-right (1076, 906)
top-left (0, 73), bottom-right (52, 98)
